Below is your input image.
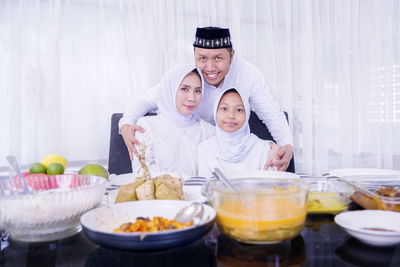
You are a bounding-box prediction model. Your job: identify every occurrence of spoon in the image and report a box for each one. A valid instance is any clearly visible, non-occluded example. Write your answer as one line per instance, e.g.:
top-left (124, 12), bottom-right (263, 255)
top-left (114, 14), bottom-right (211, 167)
top-left (6, 155), bottom-right (32, 194)
top-left (174, 202), bottom-right (204, 225)
top-left (212, 168), bottom-right (251, 208)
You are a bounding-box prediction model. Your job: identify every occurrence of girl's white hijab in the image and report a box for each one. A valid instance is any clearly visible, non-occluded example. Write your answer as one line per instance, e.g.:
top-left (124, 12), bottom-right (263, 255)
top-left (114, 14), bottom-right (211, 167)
top-left (157, 64), bottom-right (204, 127)
top-left (214, 88), bottom-right (257, 163)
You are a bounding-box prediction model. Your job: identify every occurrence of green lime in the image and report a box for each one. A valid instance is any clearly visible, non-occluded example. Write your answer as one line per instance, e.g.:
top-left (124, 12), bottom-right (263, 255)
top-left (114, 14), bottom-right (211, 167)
top-left (29, 162), bottom-right (47, 174)
top-left (78, 164), bottom-right (109, 179)
top-left (47, 162), bottom-right (65, 175)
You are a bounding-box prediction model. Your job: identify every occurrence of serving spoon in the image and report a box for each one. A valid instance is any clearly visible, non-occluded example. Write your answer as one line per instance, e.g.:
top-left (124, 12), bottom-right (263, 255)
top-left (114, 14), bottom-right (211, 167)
top-left (212, 168), bottom-right (251, 208)
top-left (174, 202), bottom-right (204, 225)
top-left (6, 155), bottom-right (33, 195)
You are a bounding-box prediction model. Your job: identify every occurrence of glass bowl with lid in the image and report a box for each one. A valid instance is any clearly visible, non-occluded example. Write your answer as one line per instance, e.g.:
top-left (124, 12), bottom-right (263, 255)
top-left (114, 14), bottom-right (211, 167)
top-left (202, 177), bottom-right (309, 244)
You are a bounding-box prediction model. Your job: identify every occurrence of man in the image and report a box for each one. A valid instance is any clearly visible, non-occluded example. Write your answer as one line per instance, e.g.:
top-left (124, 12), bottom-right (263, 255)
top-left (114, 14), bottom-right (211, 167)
top-left (120, 27), bottom-right (293, 171)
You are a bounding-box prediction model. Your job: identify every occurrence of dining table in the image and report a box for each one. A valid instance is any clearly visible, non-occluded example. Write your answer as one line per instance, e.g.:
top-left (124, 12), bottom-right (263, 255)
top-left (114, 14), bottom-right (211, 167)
top-left (1, 202), bottom-right (400, 267)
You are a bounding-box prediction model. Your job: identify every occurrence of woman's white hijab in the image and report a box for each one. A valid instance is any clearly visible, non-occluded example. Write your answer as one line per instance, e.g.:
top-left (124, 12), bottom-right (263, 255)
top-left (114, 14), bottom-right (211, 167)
top-left (157, 64), bottom-right (204, 127)
top-left (214, 88), bottom-right (257, 163)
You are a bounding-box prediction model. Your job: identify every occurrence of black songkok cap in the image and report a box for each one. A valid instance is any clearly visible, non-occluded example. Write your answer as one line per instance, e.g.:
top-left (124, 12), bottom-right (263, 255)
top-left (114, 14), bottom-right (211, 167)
top-left (193, 27), bottom-right (232, 49)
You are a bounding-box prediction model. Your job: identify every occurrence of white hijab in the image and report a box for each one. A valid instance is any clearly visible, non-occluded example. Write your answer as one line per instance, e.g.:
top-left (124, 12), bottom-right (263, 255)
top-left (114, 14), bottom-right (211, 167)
top-left (157, 64), bottom-right (204, 127)
top-left (214, 88), bottom-right (258, 163)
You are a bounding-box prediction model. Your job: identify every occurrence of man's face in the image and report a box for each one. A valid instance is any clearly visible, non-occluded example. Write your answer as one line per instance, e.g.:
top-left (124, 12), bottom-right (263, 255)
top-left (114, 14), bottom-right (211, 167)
top-left (216, 92), bottom-right (246, 133)
top-left (194, 48), bottom-right (234, 88)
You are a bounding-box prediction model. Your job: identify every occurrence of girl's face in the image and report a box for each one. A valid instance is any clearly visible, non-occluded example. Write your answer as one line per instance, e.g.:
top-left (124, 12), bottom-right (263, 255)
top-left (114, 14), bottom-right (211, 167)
top-left (175, 73), bottom-right (202, 116)
top-left (216, 92), bottom-right (246, 132)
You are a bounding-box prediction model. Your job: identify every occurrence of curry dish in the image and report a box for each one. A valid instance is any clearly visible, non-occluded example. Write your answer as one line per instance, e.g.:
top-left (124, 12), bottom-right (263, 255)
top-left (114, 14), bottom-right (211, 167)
top-left (114, 217), bottom-right (193, 233)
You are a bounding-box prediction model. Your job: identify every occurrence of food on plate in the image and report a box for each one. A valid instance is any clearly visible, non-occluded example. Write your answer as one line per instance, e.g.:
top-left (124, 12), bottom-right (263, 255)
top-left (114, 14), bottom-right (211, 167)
top-left (350, 186), bottom-right (400, 212)
top-left (46, 162), bottom-right (65, 175)
top-left (376, 186), bottom-right (400, 197)
top-left (115, 180), bottom-right (144, 202)
top-left (115, 144), bottom-right (184, 203)
top-left (114, 216), bottom-right (193, 233)
top-left (115, 175), bottom-right (184, 203)
top-left (40, 154), bottom-right (67, 169)
top-left (307, 192), bottom-right (348, 214)
top-left (29, 162), bottom-right (47, 174)
top-left (216, 198), bottom-right (306, 242)
top-left (136, 180), bottom-right (156, 200)
top-left (78, 163), bottom-right (109, 179)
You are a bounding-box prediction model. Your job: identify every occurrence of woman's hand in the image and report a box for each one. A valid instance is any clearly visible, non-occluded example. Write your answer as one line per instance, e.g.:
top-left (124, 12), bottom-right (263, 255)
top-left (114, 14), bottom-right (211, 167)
top-left (120, 124), bottom-right (145, 160)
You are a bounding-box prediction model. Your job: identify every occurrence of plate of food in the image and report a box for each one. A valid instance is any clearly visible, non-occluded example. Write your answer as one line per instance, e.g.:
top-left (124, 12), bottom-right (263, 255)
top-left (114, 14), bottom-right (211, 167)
top-left (80, 200), bottom-right (216, 251)
top-left (335, 210), bottom-right (400, 246)
top-left (303, 178), bottom-right (353, 215)
top-left (339, 175), bottom-right (400, 212)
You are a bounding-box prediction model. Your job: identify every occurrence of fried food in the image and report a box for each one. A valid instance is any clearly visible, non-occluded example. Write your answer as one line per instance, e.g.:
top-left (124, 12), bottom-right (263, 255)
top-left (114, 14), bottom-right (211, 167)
top-left (115, 175), bottom-right (184, 203)
top-left (114, 216), bottom-right (193, 233)
top-left (115, 180), bottom-right (145, 203)
top-left (114, 143), bottom-right (185, 203)
top-left (154, 174), bottom-right (184, 199)
top-left (375, 186), bottom-right (400, 197)
top-left (350, 186), bottom-right (400, 212)
top-left (136, 180), bottom-right (156, 200)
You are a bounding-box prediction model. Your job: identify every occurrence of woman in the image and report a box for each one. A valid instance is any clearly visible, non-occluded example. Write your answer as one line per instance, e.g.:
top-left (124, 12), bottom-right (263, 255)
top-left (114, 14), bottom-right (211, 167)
top-left (132, 65), bottom-right (215, 177)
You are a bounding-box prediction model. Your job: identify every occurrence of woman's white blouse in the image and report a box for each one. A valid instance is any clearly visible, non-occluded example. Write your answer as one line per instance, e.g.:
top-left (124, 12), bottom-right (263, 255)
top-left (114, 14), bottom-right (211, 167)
top-left (132, 115), bottom-right (215, 177)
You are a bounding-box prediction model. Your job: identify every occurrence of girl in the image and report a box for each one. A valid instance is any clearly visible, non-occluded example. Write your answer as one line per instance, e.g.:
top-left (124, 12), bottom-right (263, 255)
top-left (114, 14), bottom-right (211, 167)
top-left (133, 65), bottom-right (215, 177)
top-left (197, 88), bottom-right (276, 178)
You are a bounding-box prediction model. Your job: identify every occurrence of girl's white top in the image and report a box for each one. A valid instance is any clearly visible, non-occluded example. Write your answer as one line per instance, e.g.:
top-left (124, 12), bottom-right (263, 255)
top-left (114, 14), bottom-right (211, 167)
top-left (197, 89), bottom-right (271, 178)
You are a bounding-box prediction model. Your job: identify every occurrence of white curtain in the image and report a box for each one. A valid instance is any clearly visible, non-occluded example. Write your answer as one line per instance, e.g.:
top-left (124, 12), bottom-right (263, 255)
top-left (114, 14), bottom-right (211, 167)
top-left (1, 0), bottom-right (399, 175)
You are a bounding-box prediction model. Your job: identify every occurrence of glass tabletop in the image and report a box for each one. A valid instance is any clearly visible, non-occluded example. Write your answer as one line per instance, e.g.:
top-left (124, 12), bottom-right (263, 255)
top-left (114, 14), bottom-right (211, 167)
top-left (1, 210), bottom-right (400, 267)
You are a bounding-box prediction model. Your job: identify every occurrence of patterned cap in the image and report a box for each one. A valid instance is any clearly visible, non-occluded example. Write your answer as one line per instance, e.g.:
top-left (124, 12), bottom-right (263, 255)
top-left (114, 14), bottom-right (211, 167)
top-left (193, 27), bottom-right (232, 49)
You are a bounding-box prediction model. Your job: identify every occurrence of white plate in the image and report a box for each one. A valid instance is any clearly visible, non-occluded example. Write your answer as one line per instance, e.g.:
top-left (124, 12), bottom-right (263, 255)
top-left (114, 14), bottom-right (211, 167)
top-left (81, 200), bottom-right (216, 251)
top-left (109, 172), bottom-right (190, 187)
top-left (103, 184), bottom-right (207, 206)
top-left (225, 170), bottom-right (299, 180)
top-left (329, 168), bottom-right (400, 178)
top-left (334, 210), bottom-right (400, 246)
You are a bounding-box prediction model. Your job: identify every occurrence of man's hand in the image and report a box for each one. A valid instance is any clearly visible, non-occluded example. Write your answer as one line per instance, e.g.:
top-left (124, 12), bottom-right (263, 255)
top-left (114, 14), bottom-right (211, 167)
top-left (272, 144), bottom-right (293, 171)
top-left (264, 143), bottom-right (293, 171)
top-left (120, 124), bottom-right (145, 160)
top-left (264, 142), bottom-right (280, 171)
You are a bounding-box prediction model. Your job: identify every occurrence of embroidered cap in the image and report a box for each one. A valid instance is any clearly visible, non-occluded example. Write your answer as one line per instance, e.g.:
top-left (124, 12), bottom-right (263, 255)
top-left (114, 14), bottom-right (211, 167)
top-left (193, 27), bottom-right (232, 49)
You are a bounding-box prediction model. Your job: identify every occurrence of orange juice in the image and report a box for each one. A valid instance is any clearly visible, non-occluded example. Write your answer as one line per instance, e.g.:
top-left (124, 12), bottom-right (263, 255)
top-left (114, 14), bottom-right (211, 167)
top-left (216, 198), bottom-right (306, 243)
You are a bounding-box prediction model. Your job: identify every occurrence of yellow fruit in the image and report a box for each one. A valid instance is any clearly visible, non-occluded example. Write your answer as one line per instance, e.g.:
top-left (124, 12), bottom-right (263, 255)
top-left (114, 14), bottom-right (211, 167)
top-left (40, 154), bottom-right (67, 169)
top-left (46, 163), bottom-right (65, 175)
top-left (29, 162), bottom-right (46, 174)
top-left (79, 164), bottom-right (109, 179)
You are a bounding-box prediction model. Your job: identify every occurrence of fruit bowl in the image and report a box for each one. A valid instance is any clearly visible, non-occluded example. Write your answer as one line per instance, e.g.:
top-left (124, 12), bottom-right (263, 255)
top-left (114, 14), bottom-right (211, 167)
top-left (202, 178), bottom-right (309, 244)
top-left (0, 174), bottom-right (107, 242)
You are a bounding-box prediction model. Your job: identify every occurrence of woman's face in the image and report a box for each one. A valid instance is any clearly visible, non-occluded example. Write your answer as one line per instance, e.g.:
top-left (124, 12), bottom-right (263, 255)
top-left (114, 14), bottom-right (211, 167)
top-left (175, 73), bottom-right (202, 116)
top-left (216, 92), bottom-right (246, 132)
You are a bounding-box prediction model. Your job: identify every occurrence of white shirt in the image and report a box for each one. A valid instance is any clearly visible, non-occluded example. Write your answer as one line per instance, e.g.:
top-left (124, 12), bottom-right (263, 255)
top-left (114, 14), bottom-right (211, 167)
top-left (119, 56), bottom-right (292, 146)
top-left (132, 116), bottom-right (215, 177)
top-left (197, 134), bottom-right (271, 178)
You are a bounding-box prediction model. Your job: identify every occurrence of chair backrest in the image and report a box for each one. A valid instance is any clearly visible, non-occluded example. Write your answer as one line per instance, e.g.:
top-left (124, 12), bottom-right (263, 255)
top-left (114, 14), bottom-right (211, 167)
top-left (108, 113), bottom-right (132, 175)
top-left (108, 111), bottom-right (295, 175)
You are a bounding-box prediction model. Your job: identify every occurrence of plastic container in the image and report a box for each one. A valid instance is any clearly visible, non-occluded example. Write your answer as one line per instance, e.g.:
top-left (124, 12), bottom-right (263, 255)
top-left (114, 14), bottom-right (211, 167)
top-left (202, 178), bottom-right (309, 244)
top-left (339, 175), bottom-right (400, 212)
